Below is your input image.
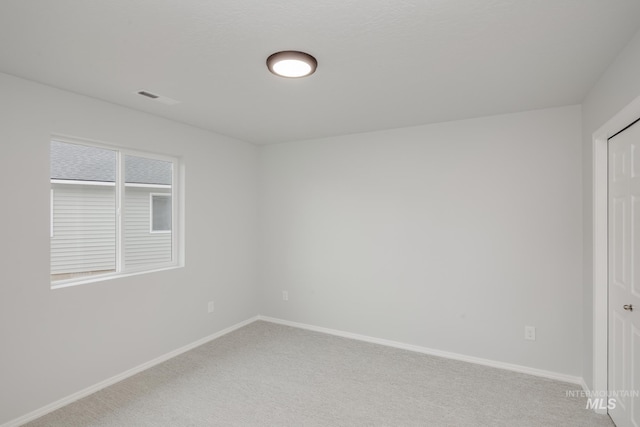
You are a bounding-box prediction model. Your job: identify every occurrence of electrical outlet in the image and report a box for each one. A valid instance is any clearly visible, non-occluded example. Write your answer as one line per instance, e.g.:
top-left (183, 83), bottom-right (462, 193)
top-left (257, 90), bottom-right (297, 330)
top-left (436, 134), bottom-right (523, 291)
top-left (525, 326), bottom-right (536, 341)
top-left (282, 291), bottom-right (288, 301)
top-left (208, 300), bottom-right (215, 314)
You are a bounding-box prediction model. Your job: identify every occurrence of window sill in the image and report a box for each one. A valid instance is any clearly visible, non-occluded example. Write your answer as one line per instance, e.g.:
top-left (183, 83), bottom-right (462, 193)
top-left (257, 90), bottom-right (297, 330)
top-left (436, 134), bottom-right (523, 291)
top-left (51, 264), bottom-right (183, 290)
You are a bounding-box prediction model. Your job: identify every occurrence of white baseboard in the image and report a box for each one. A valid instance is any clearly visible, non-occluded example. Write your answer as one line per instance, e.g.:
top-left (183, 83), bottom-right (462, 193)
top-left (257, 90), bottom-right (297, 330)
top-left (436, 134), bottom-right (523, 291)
top-left (1, 316), bottom-right (260, 427)
top-left (258, 315), bottom-right (585, 386)
top-left (4, 314), bottom-right (587, 427)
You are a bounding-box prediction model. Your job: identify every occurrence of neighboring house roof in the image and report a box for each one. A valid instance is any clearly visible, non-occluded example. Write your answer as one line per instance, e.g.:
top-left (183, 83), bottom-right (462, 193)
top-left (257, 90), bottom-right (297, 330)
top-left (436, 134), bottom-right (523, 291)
top-left (124, 155), bottom-right (173, 185)
top-left (50, 141), bottom-right (172, 185)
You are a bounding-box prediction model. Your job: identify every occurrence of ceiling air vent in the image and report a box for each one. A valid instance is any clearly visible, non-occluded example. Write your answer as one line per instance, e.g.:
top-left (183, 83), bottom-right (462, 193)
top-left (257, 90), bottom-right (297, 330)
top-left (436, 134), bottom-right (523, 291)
top-left (136, 90), bottom-right (181, 105)
top-left (138, 90), bottom-right (159, 99)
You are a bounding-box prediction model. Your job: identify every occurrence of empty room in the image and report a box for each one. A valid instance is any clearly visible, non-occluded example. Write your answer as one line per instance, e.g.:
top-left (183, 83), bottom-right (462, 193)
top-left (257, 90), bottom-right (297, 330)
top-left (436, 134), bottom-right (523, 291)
top-left (1, 1), bottom-right (640, 426)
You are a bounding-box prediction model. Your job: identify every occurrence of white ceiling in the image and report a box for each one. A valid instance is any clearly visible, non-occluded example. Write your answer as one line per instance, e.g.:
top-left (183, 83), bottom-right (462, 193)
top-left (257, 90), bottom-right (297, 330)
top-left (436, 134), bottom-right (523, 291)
top-left (1, 1), bottom-right (640, 144)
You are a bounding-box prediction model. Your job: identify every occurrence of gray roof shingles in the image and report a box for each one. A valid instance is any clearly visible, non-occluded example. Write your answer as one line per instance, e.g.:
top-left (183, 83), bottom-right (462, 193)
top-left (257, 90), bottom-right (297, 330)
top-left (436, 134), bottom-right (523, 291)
top-left (50, 141), bottom-right (172, 185)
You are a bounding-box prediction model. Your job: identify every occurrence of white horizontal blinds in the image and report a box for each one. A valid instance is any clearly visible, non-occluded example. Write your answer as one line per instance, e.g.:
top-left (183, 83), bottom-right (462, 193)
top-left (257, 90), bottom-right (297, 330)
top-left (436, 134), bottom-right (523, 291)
top-left (123, 155), bottom-right (173, 269)
top-left (50, 141), bottom-right (116, 281)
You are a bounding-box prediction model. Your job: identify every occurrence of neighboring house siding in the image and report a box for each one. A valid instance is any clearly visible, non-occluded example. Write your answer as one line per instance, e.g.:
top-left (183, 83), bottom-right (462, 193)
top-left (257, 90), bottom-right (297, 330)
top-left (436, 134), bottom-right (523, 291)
top-left (51, 183), bottom-right (116, 274)
top-left (51, 184), bottom-right (171, 275)
top-left (124, 187), bottom-right (172, 267)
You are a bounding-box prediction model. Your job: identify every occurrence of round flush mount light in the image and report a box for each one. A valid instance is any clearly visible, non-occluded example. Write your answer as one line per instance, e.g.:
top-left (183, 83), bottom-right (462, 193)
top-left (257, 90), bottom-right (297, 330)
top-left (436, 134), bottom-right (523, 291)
top-left (267, 51), bottom-right (317, 78)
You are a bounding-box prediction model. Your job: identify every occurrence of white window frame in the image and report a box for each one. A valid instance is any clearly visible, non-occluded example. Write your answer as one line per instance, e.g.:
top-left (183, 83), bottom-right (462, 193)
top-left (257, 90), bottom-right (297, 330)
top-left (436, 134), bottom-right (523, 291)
top-left (50, 189), bottom-right (54, 238)
top-left (50, 135), bottom-right (183, 289)
top-left (149, 193), bottom-right (172, 234)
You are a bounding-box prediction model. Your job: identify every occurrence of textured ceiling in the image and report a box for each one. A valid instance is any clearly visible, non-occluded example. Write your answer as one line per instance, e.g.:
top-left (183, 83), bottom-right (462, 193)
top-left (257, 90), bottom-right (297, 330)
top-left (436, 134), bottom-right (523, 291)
top-left (1, 0), bottom-right (640, 144)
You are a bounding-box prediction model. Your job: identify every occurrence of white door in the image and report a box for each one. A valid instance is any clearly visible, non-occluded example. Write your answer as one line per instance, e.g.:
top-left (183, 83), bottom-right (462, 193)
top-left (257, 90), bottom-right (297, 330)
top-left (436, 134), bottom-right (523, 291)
top-left (608, 119), bottom-right (640, 427)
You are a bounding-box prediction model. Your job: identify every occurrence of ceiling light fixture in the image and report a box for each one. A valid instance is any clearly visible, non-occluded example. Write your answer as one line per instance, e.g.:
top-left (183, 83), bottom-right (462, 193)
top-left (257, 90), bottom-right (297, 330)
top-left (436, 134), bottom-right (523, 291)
top-left (267, 51), bottom-right (317, 78)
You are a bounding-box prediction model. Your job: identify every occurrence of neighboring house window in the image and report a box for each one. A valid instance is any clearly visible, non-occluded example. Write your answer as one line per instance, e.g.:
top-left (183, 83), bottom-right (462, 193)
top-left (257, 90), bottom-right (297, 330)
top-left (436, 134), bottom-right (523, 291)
top-left (150, 194), bottom-right (171, 233)
top-left (50, 138), bottom-right (181, 287)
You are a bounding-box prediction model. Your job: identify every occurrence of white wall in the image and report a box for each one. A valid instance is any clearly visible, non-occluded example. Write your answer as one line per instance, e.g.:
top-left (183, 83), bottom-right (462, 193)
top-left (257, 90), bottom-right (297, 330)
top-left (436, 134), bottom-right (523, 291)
top-left (258, 106), bottom-right (583, 376)
top-left (0, 72), bottom-right (259, 425)
top-left (581, 27), bottom-right (640, 390)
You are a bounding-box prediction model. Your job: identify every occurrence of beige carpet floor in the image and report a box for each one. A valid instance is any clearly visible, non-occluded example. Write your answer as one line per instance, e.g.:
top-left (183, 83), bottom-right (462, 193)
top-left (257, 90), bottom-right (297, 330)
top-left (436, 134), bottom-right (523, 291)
top-left (25, 321), bottom-right (614, 426)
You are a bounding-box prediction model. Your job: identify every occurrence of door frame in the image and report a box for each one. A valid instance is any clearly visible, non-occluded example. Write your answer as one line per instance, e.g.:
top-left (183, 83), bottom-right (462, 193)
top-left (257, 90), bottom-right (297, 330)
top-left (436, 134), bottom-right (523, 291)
top-left (592, 93), bottom-right (640, 414)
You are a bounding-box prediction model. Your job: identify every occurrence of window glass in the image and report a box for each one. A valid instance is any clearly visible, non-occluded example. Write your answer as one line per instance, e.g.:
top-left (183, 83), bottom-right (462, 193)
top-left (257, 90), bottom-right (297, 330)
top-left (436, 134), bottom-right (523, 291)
top-left (50, 140), bottom-right (178, 286)
top-left (124, 155), bottom-right (173, 270)
top-left (50, 141), bottom-right (117, 282)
